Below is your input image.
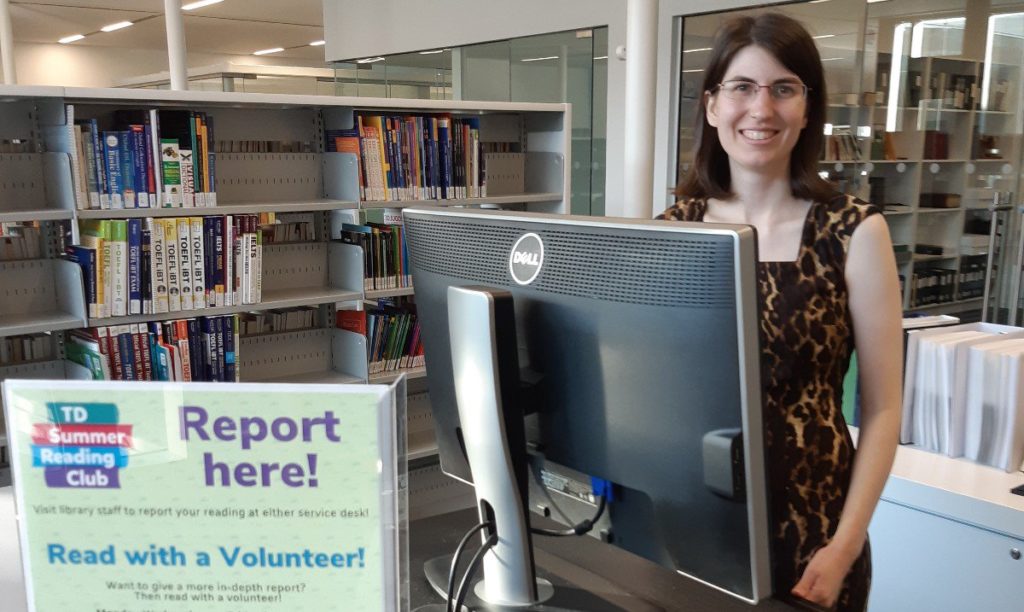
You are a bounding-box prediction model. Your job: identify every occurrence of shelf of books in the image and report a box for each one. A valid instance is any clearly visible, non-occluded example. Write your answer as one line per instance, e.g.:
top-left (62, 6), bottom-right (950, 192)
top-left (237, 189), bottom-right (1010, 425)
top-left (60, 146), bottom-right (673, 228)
top-left (0, 84), bottom-right (568, 444)
top-left (819, 52), bottom-right (1022, 317)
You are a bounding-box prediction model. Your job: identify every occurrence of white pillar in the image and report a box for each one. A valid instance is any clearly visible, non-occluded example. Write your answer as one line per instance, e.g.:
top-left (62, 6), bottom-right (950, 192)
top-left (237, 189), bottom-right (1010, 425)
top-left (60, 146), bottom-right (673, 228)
top-left (623, 0), bottom-right (658, 218)
top-left (164, 0), bottom-right (188, 91)
top-left (0, 0), bottom-right (16, 85)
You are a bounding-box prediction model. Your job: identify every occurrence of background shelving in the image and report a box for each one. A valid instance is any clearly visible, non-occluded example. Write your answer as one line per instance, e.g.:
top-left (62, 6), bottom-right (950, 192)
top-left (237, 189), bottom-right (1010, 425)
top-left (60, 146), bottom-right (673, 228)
top-left (0, 85), bottom-right (571, 478)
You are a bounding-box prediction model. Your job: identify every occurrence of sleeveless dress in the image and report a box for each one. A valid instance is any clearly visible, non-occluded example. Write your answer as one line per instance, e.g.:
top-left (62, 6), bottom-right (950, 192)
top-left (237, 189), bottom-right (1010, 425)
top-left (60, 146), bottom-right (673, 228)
top-left (657, 194), bottom-right (878, 612)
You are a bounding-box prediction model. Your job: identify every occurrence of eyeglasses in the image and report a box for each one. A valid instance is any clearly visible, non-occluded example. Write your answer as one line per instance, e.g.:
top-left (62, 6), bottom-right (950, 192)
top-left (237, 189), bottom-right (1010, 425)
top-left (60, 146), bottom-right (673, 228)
top-left (713, 80), bottom-right (809, 102)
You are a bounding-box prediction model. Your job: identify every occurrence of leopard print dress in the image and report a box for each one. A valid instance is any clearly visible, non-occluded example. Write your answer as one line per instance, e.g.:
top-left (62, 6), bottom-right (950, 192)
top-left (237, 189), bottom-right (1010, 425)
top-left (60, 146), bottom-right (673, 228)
top-left (658, 194), bottom-right (877, 612)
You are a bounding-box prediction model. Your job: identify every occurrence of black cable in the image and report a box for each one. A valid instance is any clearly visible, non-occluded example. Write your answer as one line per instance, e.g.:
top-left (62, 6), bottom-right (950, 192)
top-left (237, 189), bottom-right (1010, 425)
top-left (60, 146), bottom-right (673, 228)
top-left (453, 532), bottom-right (499, 612)
top-left (531, 493), bottom-right (607, 537)
top-left (446, 521), bottom-right (491, 612)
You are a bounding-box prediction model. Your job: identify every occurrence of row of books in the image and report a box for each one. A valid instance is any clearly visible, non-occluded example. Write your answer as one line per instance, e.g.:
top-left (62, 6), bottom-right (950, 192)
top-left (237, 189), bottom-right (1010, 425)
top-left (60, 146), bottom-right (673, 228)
top-left (336, 302), bottom-right (424, 374)
top-left (237, 306), bottom-right (319, 336)
top-left (215, 140), bottom-right (314, 154)
top-left (958, 255), bottom-right (987, 301)
top-left (0, 222), bottom-right (42, 262)
top-left (69, 215), bottom-right (264, 319)
top-left (65, 316), bottom-right (238, 382)
top-left (0, 140), bottom-right (32, 153)
top-left (327, 113), bottom-right (489, 202)
top-left (902, 322), bottom-right (1024, 472)
top-left (63, 104), bottom-right (217, 211)
top-left (910, 267), bottom-right (957, 307)
top-left (335, 208), bottom-right (411, 291)
top-left (823, 130), bottom-right (862, 162)
top-left (0, 333), bottom-right (53, 366)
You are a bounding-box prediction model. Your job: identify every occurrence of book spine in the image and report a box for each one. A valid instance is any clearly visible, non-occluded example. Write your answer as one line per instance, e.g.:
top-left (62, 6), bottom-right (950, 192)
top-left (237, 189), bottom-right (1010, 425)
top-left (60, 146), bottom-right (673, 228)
top-left (141, 227), bottom-right (152, 315)
top-left (88, 119), bottom-right (110, 209)
top-left (117, 130), bottom-right (137, 208)
top-left (213, 215), bottom-right (225, 307)
top-left (176, 217), bottom-right (193, 311)
top-left (206, 115), bottom-right (217, 206)
top-left (126, 218), bottom-right (142, 315)
top-left (223, 315), bottom-right (237, 382)
top-left (162, 218), bottom-right (181, 312)
top-left (103, 132), bottom-right (125, 209)
top-left (109, 219), bottom-right (128, 317)
top-left (143, 122), bottom-right (157, 208)
top-left (130, 125), bottom-right (148, 208)
top-left (147, 218), bottom-right (169, 314)
top-left (161, 139), bottom-right (182, 208)
top-left (180, 149), bottom-right (195, 208)
top-left (190, 217), bottom-right (206, 309)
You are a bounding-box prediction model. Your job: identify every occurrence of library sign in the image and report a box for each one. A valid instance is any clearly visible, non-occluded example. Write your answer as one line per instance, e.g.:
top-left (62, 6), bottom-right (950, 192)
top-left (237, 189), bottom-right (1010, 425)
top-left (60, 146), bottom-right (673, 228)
top-left (2, 380), bottom-right (402, 612)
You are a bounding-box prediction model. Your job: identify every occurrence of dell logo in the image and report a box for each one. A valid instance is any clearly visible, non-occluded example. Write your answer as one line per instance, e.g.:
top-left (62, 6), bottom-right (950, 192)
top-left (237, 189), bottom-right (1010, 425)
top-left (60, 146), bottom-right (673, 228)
top-left (509, 233), bottom-right (544, 285)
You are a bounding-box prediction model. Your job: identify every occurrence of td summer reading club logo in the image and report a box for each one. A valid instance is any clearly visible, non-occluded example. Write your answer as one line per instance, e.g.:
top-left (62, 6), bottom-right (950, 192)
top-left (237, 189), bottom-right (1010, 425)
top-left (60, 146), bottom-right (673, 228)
top-left (509, 233), bottom-right (544, 286)
top-left (30, 402), bottom-right (131, 489)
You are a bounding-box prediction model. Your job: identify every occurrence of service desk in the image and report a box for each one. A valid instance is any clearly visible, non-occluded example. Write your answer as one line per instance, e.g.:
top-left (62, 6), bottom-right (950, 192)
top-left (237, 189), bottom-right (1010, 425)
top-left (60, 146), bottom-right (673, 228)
top-left (408, 508), bottom-right (799, 611)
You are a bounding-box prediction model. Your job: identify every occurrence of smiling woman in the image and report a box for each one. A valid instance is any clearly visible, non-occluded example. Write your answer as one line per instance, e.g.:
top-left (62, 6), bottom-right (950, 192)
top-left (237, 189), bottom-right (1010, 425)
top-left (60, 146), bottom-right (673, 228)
top-left (658, 12), bottom-right (904, 612)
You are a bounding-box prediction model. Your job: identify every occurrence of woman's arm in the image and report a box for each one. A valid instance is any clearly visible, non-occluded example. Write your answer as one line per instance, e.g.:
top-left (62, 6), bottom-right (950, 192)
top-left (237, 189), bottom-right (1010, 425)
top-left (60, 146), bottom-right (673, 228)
top-left (792, 212), bottom-right (903, 606)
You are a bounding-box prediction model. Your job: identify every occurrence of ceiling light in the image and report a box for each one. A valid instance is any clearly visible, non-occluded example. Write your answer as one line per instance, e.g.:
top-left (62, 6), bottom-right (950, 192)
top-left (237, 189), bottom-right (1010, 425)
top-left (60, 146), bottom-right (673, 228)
top-left (309, 40), bottom-right (326, 46)
top-left (58, 34), bottom-right (85, 44)
top-left (521, 56), bottom-right (558, 62)
top-left (682, 68), bottom-right (705, 73)
top-left (101, 21), bottom-right (133, 33)
top-left (813, 34), bottom-right (836, 39)
top-left (821, 57), bottom-right (844, 61)
top-left (182, 0), bottom-right (224, 9)
top-left (593, 55), bottom-right (608, 60)
top-left (357, 57), bottom-right (385, 64)
top-left (419, 49), bottom-right (445, 55)
top-left (253, 47), bottom-right (285, 56)
top-left (683, 47), bottom-right (712, 53)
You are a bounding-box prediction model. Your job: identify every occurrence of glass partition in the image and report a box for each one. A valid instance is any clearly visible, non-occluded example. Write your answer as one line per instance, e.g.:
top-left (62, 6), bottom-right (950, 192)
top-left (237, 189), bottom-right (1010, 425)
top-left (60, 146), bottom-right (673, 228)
top-left (676, 0), bottom-right (1024, 323)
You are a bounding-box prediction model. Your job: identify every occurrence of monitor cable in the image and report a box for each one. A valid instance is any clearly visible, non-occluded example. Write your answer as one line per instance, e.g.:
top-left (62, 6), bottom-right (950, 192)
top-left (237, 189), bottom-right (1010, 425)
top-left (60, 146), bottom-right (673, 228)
top-left (451, 532), bottom-right (499, 612)
top-left (446, 520), bottom-right (492, 612)
top-left (530, 493), bottom-right (607, 537)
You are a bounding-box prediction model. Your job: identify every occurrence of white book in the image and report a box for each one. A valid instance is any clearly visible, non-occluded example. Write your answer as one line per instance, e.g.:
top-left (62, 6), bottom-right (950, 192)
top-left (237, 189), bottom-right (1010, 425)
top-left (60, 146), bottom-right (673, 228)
top-left (109, 221), bottom-right (128, 317)
top-left (161, 219), bottom-right (181, 312)
top-left (146, 218), bottom-right (169, 314)
top-left (222, 215), bottom-right (233, 307)
top-left (176, 217), bottom-right (193, 311)
top-left (253, 223), bottom-right (262, 303)
top-left (180, 149), bottom-right (195, 208)
top-left (190, 217), bottom-right (206, 309)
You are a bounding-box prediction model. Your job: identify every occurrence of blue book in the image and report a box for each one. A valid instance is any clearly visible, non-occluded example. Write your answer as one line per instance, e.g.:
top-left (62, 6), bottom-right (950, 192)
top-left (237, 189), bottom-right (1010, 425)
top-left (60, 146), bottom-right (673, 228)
top-left (126, 218), bottom-right (142, 315)
top-left (212, 315), bottom-right (224, 382)
top-left (101, 131), bottom-right (124, 208)
top-left (201, 316), bottom-right (215, 381)
top-left (223, 315), bottom-right (236, 382)
top-left (86, 119), bottom-right (108, 208)
top-left (187, 318), bottom-right (202, 382)
top-left (116, 130), bottom-right (136, 208)
top-left (147, 323), bottom-right (169, 381)
top-left (116, 330), bottom-right (137, 381)
top-left (130, 126), bottom-right (148, 208)
top-left (205, 114), bottom-right (216, 206)
top-left (66, 245), bottom-right (98, 318)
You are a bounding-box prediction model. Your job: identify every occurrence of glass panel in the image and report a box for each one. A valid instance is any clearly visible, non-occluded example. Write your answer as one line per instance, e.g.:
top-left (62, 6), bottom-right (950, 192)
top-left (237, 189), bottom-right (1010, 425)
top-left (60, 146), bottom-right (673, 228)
top-left (460, 40), bottom-right (512, 101)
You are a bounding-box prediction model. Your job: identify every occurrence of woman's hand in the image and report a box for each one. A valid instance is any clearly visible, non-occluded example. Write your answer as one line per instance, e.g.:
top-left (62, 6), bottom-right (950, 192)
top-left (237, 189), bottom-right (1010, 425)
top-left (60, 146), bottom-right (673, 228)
top-left (790, 540), bottom-right (861, 609)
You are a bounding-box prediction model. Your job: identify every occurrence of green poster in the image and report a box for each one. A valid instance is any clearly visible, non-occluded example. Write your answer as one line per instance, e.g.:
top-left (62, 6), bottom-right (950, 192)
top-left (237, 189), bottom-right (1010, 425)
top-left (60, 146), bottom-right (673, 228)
top-left (3, 380), bottom-right (402, 612)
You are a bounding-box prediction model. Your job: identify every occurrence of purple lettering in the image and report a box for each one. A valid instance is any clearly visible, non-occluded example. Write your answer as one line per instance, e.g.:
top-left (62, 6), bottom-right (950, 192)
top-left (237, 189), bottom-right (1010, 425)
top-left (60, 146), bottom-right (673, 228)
top-left (180, 406), bottom-right (209, 441)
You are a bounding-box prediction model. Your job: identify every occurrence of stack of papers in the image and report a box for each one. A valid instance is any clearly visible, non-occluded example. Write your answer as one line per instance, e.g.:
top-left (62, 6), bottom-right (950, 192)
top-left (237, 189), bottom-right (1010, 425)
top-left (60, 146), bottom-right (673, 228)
top-left (902, 322), bottom-right (1024, 471)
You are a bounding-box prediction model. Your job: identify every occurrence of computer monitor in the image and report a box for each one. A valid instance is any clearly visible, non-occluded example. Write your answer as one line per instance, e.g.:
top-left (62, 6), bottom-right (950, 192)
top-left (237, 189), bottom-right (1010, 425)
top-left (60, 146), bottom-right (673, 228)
top-left (403, 208), bottom-right (771, 604)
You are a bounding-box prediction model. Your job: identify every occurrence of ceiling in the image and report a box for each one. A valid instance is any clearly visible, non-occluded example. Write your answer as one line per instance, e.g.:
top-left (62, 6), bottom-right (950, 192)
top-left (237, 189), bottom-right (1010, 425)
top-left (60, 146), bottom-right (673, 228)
top-left (10, 0), bottom-right (328, 61)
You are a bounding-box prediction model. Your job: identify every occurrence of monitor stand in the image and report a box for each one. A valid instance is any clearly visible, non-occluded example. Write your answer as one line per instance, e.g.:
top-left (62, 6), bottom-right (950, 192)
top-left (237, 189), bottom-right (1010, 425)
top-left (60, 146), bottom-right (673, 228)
top-left (443, 286), bottom-right (552, 608)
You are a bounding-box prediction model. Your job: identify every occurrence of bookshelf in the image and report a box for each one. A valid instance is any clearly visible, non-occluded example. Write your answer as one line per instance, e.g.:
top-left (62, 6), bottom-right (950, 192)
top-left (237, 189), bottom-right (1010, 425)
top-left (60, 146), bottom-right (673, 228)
top-left (0, 85), bottom-right (570, 476)
top-left (821, 52), bottom-right (1022, 316)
